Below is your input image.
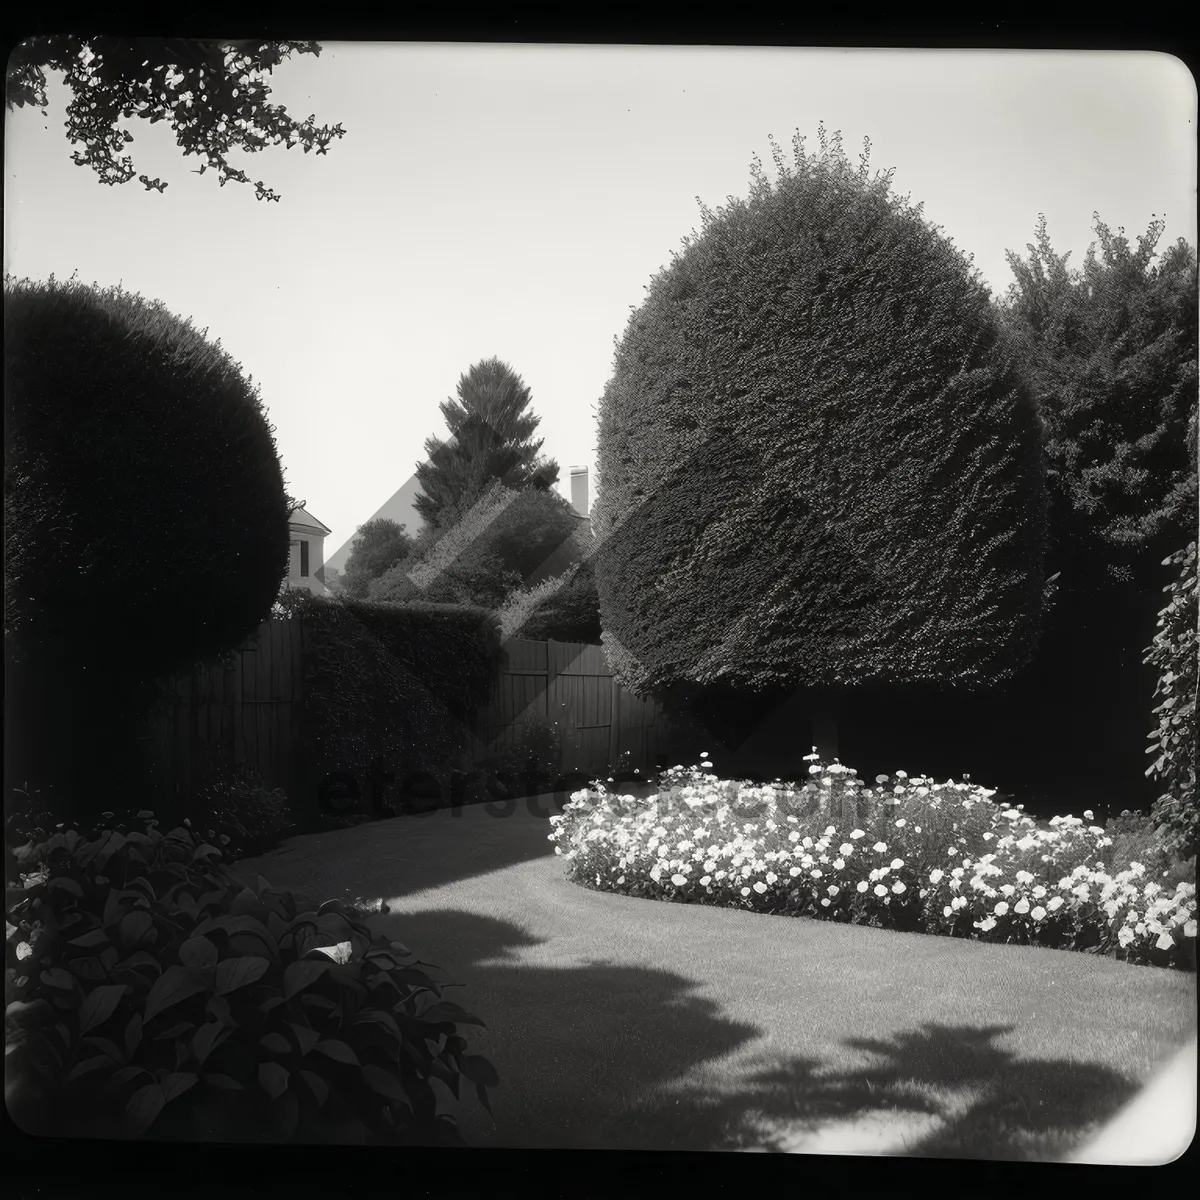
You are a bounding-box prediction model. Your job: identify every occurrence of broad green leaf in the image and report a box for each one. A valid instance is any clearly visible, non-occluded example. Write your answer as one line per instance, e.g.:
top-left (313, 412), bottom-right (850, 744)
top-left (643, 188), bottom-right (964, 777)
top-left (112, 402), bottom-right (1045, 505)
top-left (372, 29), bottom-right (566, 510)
top-left (126, 1083), bottom-right (166, 1134)
top-left (361, 1064), bottom-right (407, 1103)
top-left (48, 877), bottom-right (83, 899)
top-left (39, 968), bottom-right (76, 991)
top-left (178, 936), bottom-right (218, 971)
top-left (118, 909), bottom-right (154, 948)
top-left (298, 1069), bottom-right (329, 1107)
top-left (287, 1022), bottom-right (320, 1056)
top-left (260, 996), bottom-right (287, 1014)
top-left (192, 845), bottom-right (221, 862)
top-left (124, 1012), bottom-right (143, 1058)
top-left (259, 1061), bottom-right (289, 1099)
top-left (283, 959), bottom-right (330, 998)
top-left (82, 1035), bottom-right (126, 1064)
top-left (152, 1021), bottom-right (194, 1041)
top-left (162, 1072), bottom-right (198, 1103)
top-left (69, 957), bottom-right (107, 983)
top-left (214, 956), bottom-right (269, 995)
top-left (95, 832), bottom-right (128, 871)
top-left (260, 1032), bottom-right (291, 1054)
top-left (459, 1054), bottom-right (500, 1087)
top-left (65, 1054), bottom-right (112, 1082)
top-left (192, 1021), bottom-right (224, 1066)
top-left (202, 1072), bottom-right (244, 1090)
top-left (143, 966), bottom-right (209, 1023)
top-left (351, 1009), bottom-right (401, 1040)
top-left (78, 984), bottom-right (128, 1034)
top-left (106, 1064), bottom-right (150, 1090)
top-left (314, 1039), bottom-right (359, 1065)
top-left (68, 929), bottom-right (111, 950)
top-left (420, 1001), bottom-right (486, 1028)
top-left (309, 941), bottom-right (352, 965)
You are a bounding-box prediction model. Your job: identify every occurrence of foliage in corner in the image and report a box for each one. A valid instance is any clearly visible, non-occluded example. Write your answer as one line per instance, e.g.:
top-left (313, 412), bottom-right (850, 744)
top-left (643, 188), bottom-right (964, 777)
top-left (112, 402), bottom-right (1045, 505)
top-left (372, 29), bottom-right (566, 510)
top-left (4, 809), bottom-right (498, 1143)
top-left (6, 38), bottom-right (345, 202)
top-left (192, 763), bottom-right (294, 861)
top-left (1145, 542), bottom-right (1198, 861)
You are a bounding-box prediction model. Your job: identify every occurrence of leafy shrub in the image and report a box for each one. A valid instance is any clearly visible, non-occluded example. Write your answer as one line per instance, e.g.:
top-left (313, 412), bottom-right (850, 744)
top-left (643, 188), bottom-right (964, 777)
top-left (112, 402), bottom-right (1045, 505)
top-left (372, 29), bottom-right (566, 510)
top-left (592, 125), bottom-right (1047, 698)
top-left (4, 810), bottom-right (498, 1142)
top-left (549, 753), bottom-right (1196, 970)
top-left (192, 764), bottom-right (294, 861)
top-left (5, 276), bottom-right (290, 819)
top-left (4, 275), bottom-right (289, 677)
top-left (1145, 542), bottom-right (1198, 861)
top-left (500, 562), bottom-right (603, 645)
top-left (461, 712), bottom-right (563, 804)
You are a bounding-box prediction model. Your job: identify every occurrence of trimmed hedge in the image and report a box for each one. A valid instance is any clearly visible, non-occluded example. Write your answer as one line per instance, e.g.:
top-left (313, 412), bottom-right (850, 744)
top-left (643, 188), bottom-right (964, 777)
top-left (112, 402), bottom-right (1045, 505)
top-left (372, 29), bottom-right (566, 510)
top-left (592, 126), bottom-right (1048, 698)
top-left (5, 276), bottom-right (289, 820)
top-left (274, 593), bottom-right (504, 810)
top-left (4, 275), bottom-right (289, 677)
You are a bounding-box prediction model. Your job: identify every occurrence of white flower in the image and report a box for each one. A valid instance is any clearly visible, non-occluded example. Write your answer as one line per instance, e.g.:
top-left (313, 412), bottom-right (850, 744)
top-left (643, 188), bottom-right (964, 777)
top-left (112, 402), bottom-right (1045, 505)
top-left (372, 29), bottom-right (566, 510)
top-left (943, 905), bottom-right (954, 917)
top-left (976, 916), bottom-right (997, 932)
top-left (1031, 885), bottom-right (1047, 900)
top-left (833, 858), bottom-right (845, 870)
top-left (994, 901), bottom-right (1010, 917)
top-left (874, 884), bottom-right (888, 897)
top-left (699, 875), bottom-right (711, 886)
top-left (766, 872), bottom-right (778, 885)
top-left (875, 774), bottom-right (889, 784)
top-left (1156, 930), bottom-right (1176, 951)
top-left (811, 869), bottom-right (824, 879)
top-left (895, 818), bottom-right (907, 828)
top-left (1030, 906), bottom-right (1047, 921)
top-left (1047, 896), bottom-right (1064, 912)
top-left (1183, 920), bottom-right (1197, 938)
top-left (1014, 898), bottom-right (1030, 915)
top-left (839, 843), bottom-right (854, 855)
top-left (741, 887), bottom-right (751, 897)
top-left (828, 885), bottom-right (840, 897)
top-left (789, 867), bottom-right (801, 877)
top-left (1117, 926), bottom-right (1136, 947)
top-left (873, 842), bottom-right (888, 853)
top-left (857, 881), bottom-right (869, 893)
top-left (890, 858), bottom-right (905, 869)
top-left (892, 881), bottom-right (906, 895)
top-left (752, 881), bottom-right (767, 894)
top-left (1000, 885), bottom-right (1016, 897)
top-left (895, 770), bottom-right (908, 780)
top-left (929, 869), bottom-right (945, 884)
top-left (671, 873), bottom-right (687, 886)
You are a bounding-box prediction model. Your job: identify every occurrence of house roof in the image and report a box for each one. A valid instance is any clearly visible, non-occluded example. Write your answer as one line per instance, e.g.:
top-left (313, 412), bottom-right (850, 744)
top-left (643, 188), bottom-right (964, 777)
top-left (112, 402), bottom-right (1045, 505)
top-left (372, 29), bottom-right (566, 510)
top-left (288, 505), bottom-right (332, 536)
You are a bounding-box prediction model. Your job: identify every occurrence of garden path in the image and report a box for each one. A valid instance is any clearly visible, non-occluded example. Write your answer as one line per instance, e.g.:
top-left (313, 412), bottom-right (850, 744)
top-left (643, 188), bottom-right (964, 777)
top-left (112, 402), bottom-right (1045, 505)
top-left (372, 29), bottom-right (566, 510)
top-left (235, 796), bottom-right (1197, 1159)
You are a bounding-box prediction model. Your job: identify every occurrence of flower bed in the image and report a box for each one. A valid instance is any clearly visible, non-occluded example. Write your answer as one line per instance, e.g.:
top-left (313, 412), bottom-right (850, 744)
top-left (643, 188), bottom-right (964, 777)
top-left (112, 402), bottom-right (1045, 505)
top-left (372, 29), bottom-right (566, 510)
top-left (548, 752), bottom-right (1197, 971)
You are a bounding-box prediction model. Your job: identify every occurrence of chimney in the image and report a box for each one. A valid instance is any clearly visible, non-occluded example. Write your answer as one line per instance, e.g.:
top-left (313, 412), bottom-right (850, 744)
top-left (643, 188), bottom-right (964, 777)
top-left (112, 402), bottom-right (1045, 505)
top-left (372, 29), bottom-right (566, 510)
top-left (570, 466), bottom-right (589, 518)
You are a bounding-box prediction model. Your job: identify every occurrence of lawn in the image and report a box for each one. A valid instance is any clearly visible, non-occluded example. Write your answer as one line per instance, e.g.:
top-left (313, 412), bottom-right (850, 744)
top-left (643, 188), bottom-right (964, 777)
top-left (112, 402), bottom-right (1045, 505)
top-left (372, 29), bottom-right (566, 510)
top-left (234, 794), bottom-right (1197, 1159)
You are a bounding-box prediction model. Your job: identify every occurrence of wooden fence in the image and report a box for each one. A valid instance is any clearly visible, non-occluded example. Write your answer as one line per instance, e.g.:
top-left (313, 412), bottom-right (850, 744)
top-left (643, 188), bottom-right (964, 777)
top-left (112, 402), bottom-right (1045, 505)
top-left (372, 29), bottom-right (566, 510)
top-left (471, 638), bottom-right (669, 779)
top-left (142, 622), bottom-right (669, 822)
top-left (141, 618), bottom-right (310, 820)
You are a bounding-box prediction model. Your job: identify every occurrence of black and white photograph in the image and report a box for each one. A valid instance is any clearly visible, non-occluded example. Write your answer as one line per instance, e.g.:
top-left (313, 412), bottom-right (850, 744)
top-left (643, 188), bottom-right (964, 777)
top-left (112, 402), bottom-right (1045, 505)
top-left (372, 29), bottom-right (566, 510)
top-left (3, 31), bottom-right (1196, 1176)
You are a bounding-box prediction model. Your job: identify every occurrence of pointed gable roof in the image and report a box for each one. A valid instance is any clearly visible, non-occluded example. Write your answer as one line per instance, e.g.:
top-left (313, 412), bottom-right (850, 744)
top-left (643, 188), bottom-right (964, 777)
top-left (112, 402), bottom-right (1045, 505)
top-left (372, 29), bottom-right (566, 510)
top-left (287, 504), bottom-right (332, 536)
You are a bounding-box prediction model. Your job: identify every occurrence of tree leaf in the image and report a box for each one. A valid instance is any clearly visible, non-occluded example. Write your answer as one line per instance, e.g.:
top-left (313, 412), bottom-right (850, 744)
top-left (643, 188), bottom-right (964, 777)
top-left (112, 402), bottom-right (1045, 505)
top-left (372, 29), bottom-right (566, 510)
top-left (191, 1020), bottom-right (224, 1066)
top-left (126, 1083), bottom-right (165, 1134)
top-left (314, 1039), bottom-right (359, 1065)
top-left (287, 1022), bottom-right (321, 1056)
top-left (214, 956), bottom-right (269, 995)
top-left (118, 909), bottom-right (155, 949)
top-left (351, 1008), bottom-right (401, 1040)
top-left (420, 1000), bottom-right (486, 1028)
top-left (260, 1031), bottom-right (291, 1054)
top-left (178, 935), bottom-right (218, 970)
top-left (39, 967), bottom-right (76, 991)
top-left (78, 984), bottom-right (128, 1034)
top-left (162, 1071), bottom-right (198, 1103)
top-left (65, 1054), bottom-right (113, 1082)
top-left (259, 1061), bottom-right (289, 1099)
top-left (202, 1072), bottom-right (244, 1089)
top-left (48, 877), bottom-right (83, 899)
top-left (309, 940), bottom-right (352, 965)
top-left (361, 1064), bottom-right (407, 1104)
top-left (124, 1011), bottom-right (143, 1058)
top-left (298, 1069), bottom-right (328, 1108)
top-left (459, 1054), bottom-right (500, 1087)
top-left (143, 966), bottom-right (209, 1023)
top-left (105, 1064), bottom-right (150, 1091)
top-left (68, 928), bottom-right (111, 949)
top-left (283, 959), bottom-right (330, 998)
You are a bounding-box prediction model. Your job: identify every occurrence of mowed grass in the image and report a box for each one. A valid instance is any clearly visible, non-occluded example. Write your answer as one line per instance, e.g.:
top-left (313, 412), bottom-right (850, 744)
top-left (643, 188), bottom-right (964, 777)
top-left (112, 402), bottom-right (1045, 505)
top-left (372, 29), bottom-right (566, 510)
top-left (236, 796), bottom-right (1197, 1159)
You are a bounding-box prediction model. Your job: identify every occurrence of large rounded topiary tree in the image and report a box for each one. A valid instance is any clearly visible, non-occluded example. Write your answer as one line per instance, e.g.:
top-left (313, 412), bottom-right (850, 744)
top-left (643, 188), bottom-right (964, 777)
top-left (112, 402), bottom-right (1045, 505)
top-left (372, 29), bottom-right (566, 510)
top-left (5, 275), bottom-right (290, 815)
top-left (592, 126), bottom-right (1048, 769)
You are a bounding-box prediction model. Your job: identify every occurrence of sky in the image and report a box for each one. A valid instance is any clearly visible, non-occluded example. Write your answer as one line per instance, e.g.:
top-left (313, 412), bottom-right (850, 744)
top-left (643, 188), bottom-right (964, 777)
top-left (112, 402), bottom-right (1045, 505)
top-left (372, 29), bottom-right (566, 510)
top-left (5, 44), bottom-right (1196, 572)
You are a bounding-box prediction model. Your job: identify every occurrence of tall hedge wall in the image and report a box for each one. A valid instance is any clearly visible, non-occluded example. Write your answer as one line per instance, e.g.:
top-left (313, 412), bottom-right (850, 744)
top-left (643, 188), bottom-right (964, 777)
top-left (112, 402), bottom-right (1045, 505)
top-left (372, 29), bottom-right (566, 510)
top-left (592, 127), bottom-right (1048, 698)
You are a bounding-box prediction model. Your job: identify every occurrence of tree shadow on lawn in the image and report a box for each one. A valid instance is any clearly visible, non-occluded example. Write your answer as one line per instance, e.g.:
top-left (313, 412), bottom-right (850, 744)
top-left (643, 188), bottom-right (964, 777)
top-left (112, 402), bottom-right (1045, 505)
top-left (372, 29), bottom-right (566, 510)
top-left (365, 906), bottom-right (762, 1149)
top-left (606, 1022), bottom-right (1144, 1160)
top-left (365, 908), bottom-right (1143, 1158)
